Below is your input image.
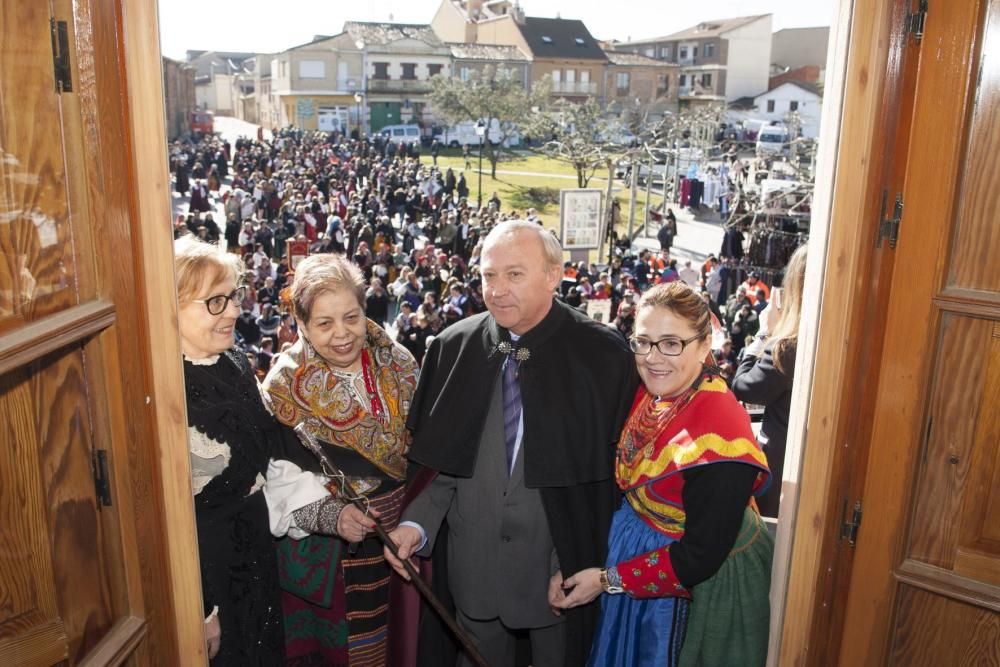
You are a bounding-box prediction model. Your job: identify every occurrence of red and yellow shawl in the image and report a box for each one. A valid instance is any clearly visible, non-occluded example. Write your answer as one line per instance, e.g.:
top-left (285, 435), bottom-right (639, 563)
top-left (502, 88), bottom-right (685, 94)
top-left (616, 375), bottom-right (770, 537)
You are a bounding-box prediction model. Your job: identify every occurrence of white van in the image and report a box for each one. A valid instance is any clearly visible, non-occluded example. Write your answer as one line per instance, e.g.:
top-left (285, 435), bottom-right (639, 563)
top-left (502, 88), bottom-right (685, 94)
top-left (756, 125), bottom-right (789, 157)
top-left (380, 124), bottom-right (421, 145)
top-left (442, 119), bottom-right (516, 147)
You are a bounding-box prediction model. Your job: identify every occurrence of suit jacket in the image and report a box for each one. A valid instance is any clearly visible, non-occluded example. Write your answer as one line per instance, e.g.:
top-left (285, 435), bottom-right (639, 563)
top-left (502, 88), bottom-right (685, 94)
top-left (403, 374), bottom-right (561, 629)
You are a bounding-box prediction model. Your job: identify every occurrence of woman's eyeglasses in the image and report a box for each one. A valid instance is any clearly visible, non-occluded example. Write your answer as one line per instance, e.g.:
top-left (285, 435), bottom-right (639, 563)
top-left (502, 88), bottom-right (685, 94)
top-left (189, 285), bottom-right (248, 315)
top-left (628, 334), bottom-right (703, 356)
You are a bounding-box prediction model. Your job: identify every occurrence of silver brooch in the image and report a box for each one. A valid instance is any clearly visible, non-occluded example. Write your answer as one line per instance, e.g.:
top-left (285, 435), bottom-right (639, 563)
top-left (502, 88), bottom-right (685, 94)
top-left (496, 341), bottom-right (531, 362)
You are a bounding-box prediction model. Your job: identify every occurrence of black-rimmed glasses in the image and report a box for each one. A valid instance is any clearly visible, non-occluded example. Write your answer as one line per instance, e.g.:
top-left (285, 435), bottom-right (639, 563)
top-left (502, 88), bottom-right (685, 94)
top-left (629, 333), bottom-right (703, 356)
top-left (189, 285), bottom-right (248, 315)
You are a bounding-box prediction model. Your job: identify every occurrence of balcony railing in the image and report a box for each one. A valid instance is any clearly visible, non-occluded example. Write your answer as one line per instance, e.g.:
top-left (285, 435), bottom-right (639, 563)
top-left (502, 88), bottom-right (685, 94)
top-left (552, 81), bottom-right (597, 95)
top-left (367, 78), bottom-right (432, 93)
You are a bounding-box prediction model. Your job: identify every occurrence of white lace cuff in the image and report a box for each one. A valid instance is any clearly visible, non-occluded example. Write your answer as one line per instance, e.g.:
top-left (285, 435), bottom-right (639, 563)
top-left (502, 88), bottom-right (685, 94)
top-left (263, 458), bottom-right (330, 539)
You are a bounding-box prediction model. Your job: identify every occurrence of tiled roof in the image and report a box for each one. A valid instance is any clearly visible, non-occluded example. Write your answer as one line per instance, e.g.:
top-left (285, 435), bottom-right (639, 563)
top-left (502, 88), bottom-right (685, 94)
top-left (517, 16), bottom-right (607, 61)
top-left (345, 21), bottom-right (443, 47)
top-left (448, 43), bottom-right (530, 61)
top-left (617, 15), bottom-right (770, 45)
top-left (605, 52), bottom-right (673, 67)
top-left (758, 81), bottom-right (823, 98)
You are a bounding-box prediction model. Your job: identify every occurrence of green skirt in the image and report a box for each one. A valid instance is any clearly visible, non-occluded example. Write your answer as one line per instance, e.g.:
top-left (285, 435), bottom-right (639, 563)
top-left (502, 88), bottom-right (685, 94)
top-left (679, 507), bottom-right (774, 667)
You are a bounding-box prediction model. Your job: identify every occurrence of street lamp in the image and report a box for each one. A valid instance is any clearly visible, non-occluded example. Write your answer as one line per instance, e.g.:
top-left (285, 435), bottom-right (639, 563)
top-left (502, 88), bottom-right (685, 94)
top-left (355, 39), bottom-right (367, 135)
top-left (475, 119), bottom-right (486, 209)
top-left (354, 92), bottom-right (363, 137)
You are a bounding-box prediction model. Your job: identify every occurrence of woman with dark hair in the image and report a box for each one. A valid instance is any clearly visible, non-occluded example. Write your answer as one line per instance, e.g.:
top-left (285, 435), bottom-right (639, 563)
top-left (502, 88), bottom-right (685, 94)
top-left (554, 281), bottom-right (773, 667)
top-left (263, 253), bottom-right (418, 665)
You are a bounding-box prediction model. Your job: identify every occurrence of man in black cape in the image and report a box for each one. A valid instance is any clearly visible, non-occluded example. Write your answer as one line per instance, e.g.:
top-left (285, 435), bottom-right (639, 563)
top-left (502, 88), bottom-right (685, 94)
top-left (386, 221), bottom-right (636, 666)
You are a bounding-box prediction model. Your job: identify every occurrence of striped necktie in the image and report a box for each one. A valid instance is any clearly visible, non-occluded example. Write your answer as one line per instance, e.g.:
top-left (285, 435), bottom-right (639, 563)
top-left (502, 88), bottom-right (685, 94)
top-left (501, 353), bottom-right (522, 477)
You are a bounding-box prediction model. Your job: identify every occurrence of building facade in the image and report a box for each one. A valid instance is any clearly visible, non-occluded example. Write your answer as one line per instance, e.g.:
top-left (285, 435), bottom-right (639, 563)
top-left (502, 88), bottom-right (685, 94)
top-left (610, 15), bottom-right (773, 107)
top-left (266, 34), bottom-right (364, 133)
top-left (162, 56), bottom-right (196, 140)
top-left (603, 52), bottom-right (679, 115)
top-left (771, 27), bottom-right (830, 71)
top-left (346, 22), bottom-right (452, 134)
top-left (752, 81), bottom-right (822, 137)
top-left (186, 50), bottom-right (255, 115)
top-left (449, 43), bottom-right (530, 88)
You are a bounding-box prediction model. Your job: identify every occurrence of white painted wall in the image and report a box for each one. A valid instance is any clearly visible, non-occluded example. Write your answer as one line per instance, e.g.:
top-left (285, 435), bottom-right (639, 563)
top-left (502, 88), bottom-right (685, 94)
top-left (723, 15), bottom-right (772, 100)
top-left (753, 82), bottom-right (822, 137)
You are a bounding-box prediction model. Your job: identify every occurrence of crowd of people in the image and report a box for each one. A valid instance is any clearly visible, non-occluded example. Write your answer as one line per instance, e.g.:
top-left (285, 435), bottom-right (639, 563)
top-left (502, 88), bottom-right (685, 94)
top-left (171, 126), bottom-right (805, 666)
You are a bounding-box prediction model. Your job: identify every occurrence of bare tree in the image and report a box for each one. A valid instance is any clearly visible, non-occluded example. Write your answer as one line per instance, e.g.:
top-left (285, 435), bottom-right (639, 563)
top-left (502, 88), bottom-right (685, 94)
top-left (429, 65), bottom-right (549, 178)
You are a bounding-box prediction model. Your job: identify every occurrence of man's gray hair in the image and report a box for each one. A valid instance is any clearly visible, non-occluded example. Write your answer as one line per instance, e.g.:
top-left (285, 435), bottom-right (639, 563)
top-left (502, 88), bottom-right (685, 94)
top-left (484, 220), bottom-right (563, 268)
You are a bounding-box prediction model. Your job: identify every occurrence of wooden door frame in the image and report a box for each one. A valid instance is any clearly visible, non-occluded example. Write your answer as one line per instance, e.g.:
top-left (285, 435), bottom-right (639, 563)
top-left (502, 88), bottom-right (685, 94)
top-left (767, 0), bottom-right (927, 663)
top-left (115, 0), bottom-right (209, 663)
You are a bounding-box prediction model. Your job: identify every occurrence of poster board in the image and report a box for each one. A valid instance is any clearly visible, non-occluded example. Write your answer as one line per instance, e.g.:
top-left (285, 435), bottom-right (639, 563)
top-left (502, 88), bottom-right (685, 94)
top-left (586, 299), bottom-right (612, 324)
top-left (559, 188), bottom-right (603, 250)
top-left (287, 239), bottom-right (309, 270)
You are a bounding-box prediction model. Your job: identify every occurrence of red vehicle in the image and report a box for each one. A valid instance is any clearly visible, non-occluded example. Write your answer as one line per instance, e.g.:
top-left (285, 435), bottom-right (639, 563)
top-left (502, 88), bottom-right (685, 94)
top-left (190, 110), bottom-right (214, 135)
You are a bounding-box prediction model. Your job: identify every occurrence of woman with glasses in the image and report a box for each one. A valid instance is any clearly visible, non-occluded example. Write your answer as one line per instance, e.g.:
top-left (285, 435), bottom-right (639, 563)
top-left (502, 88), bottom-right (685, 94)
top-left (175, 235), bottom-right (332, 665)
top-left (262, 253), bottom-right (418, 666)
top-left (552, 282), bottom-right (773, 667)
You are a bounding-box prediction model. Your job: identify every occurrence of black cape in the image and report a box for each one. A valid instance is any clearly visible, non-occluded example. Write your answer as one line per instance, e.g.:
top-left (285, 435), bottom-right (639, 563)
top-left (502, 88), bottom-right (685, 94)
top-left (407, 299), bottom-right (638, 666)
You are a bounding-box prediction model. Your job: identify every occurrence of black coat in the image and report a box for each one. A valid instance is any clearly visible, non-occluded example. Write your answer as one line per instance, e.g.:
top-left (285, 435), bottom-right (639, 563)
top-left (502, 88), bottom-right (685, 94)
top-left (184, 350), bottom-right (316, 666)
top-left (731, 341), bottom-right (795, 518)
top-left (407, 299), bottom-right (637, 666)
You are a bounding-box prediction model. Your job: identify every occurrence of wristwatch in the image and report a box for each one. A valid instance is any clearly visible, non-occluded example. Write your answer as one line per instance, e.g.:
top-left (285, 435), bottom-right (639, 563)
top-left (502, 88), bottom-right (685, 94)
top-left (599, 567), bottom-right (625, 595)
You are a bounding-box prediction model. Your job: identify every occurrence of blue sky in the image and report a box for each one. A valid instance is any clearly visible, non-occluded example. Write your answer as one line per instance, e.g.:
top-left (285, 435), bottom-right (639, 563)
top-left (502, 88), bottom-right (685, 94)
top-left (158, 0), bottom-right (834, 60)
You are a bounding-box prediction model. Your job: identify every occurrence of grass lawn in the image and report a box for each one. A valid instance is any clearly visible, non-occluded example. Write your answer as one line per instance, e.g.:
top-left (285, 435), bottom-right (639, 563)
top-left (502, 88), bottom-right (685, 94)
top-left (429, 150), bottom-right (666, 263)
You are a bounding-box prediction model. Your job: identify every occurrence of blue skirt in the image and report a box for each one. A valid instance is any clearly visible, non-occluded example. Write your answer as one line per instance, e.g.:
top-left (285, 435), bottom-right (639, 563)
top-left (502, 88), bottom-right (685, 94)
top-left (588, 501), bottom-right (689, 667)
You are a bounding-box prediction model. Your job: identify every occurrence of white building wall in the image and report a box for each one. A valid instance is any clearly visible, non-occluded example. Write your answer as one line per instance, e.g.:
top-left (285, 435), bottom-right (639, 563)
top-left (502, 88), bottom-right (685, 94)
top-left (722, 16), bottom-right (772, 100)
top-left (752, 83), bottom-right (822, 137)
top-left (213, 74), bottom-right (235, 114)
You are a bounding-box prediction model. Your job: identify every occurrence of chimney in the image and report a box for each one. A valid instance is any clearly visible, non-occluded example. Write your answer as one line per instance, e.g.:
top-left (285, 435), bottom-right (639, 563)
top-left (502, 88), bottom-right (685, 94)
top-left (512, 2), bottom-right (525, 24)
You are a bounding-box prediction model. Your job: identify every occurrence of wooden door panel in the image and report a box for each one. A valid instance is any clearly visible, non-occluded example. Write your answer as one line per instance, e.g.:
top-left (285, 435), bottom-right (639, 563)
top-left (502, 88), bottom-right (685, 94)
top-left (0, 361), bottom-right (67, 665)
top-left (954, 322), bottom-right (1000, 585)
top-left (945, 0), bottom-right (1000, 296)
top-left (34, 346), bottom-right (115, 660)
top-left (906, 314), bottom-right (993, 568)
top-left (0, 1), bottom-right (79, 332)
top-left (0, 345), bottom-right (115, 664)
top-left (890, 585), bottom-right (1000, 666)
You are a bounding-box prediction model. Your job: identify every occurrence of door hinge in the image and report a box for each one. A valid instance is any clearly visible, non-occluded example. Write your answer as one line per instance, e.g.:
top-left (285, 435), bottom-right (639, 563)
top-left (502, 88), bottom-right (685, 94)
top-left (50, 18), bottom-right (73, 93)
top-left (92, 449), bottom-right (113, 508)
top-left (877, 190), bottom-right (903, 249)
top-left (840, 499), bottom-right (863, 546)
top-left (908, 0), bottom-right (928, 41)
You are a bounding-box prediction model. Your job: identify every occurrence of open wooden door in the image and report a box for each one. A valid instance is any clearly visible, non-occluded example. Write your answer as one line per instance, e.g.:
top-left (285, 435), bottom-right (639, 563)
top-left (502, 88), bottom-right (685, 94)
top-left (0, 0), bottom-right (207, 664)
top-left (0, 2), bottom-right (150, 664)
top-left (837, 0), bottom-right (1000, 662)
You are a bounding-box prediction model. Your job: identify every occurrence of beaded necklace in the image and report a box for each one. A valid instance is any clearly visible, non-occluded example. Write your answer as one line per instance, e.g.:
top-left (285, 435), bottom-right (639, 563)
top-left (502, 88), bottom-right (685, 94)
top-left (617, 370), bottom-right (712, 470)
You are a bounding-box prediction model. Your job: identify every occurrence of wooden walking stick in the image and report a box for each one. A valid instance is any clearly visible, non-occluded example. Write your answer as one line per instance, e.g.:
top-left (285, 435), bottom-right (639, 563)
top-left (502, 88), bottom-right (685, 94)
top-left (294, 423), bottom-right (490, 667)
